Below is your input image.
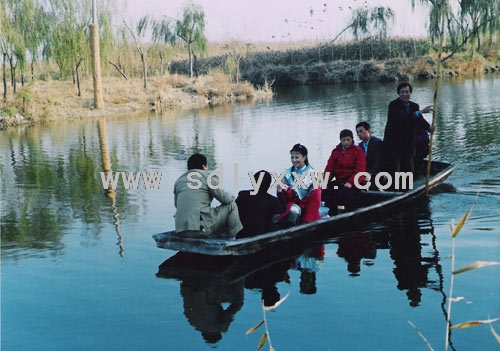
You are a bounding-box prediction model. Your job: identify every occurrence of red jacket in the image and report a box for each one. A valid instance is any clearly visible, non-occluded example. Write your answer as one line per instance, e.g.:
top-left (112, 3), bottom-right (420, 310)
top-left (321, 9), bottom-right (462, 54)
top-left (323, 143), bottom-right (366, 185)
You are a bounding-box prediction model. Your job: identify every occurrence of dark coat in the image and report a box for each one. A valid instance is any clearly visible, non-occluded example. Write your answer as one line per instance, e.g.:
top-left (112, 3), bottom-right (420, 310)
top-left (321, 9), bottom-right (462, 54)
top-left (359, 135), bottom-right (383, 176)
top-left (383, 98), bottom-right (431, 154)
top-left (236, 190), bottom-right (286, 237)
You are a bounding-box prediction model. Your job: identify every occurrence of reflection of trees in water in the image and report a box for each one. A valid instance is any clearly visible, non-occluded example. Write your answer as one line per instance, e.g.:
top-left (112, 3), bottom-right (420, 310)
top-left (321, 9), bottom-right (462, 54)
top-left (1, 110), bottom-right (223, 258)
top-left (1, 128), bottom-right (67, 256)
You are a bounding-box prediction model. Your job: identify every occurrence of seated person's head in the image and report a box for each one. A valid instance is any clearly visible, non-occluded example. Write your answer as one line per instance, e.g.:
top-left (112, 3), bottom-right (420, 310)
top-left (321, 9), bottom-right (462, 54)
top-left (355, 121), bottom-right (371, 141)
top-left (339, 129), bottom-right (354, 149)
top-left (290, 143), bottom-right (309, 167)
top-left (187, 153), bottom-right (207, 170)
top-left (253, 170), bottom-right (272, 194)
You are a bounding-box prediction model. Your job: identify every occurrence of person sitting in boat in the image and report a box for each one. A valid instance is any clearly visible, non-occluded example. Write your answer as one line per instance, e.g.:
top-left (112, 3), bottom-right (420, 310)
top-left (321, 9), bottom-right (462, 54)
top-left (322, 129), bottom-right (366, 215)
top-left (235, 170), bottom-right (286, 238)
top-left (278, 143), bottom-right (322, 226)
top-left (356, 121), bottom-right (383, 186)
top-left (173, 153), bottom-right (243, 238)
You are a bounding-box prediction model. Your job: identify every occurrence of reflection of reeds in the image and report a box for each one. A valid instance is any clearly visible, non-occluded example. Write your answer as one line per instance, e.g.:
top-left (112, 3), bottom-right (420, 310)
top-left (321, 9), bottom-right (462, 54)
top-left (246, 292), bottom-right (290, 351)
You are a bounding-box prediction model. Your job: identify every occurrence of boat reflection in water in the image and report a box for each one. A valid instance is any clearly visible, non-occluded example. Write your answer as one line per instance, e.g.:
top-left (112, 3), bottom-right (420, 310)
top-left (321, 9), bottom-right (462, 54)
top-left (334, 197), bottom-right (444, 308)
top-left (156, 197), bottom-right (446, 344)
top-left (156, 244), bottom-right (325, 343)
top-left (387, 198), bottom-right (441, 308)
top-left (156, 254), bottom-right (244, 344)
top-left (336, 233), bottom-right (377, 277)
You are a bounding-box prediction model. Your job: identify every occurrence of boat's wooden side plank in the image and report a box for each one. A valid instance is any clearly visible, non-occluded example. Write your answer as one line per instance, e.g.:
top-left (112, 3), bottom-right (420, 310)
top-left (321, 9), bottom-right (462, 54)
top-left (153, 162), bottom-right (456, 255)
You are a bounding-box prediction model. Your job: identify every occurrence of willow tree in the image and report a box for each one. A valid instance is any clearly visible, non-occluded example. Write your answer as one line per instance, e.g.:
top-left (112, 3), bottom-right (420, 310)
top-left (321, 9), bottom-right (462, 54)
top-left (176, 1), bottom-right (207, 78)
top-left (452, 0), bottom-right (499, 53)
top-left (44, 0), bottom-right (90, 96)
top-left (0, 0), bottom-right (26, 95)
top-left (350, 6), bottom-right (395, 60)
top-left (0, 0), bottom-right (47, 93)
top-left (411, 0), bottom-right (500, 61)
top-left (150, 16), bottom-right (176, 75)
top-left (0, 2), bottom-right (7, 101)
top-left (13, 0), bottom-right (47, 84)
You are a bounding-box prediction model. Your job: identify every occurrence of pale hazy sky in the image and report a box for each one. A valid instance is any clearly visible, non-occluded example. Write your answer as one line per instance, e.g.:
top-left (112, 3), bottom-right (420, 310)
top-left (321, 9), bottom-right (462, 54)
top-left (120, 0), bottom-right (429, 43)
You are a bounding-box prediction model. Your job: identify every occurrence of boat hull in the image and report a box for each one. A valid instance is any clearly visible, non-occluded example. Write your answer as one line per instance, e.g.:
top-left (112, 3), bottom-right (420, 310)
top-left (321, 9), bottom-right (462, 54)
top-left (153, 161), bottom-right (455, 256)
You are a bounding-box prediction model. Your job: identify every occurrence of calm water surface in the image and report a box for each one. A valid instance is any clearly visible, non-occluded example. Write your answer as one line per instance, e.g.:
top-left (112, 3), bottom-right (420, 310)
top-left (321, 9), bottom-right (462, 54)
top-left (1, 76), bottom-right (499, 351)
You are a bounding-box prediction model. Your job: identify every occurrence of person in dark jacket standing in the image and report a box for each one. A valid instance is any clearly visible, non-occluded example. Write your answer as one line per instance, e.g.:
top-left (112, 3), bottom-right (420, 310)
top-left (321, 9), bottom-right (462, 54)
top-left (383, 83), bottom-right (435, 175)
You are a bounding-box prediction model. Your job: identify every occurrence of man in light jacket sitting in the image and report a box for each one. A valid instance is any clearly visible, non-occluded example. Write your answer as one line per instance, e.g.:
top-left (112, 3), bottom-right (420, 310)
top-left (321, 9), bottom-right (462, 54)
top-left (173, 153), bottom-right (242, 238)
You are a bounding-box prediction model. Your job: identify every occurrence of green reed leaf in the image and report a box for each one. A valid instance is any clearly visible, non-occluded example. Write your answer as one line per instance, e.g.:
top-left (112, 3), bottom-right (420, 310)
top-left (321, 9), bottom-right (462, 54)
top-left (451, 317), bottom-right (500, 330)
top-left (263, 291), bottom-right (290, 311)
top-left (246, 320), bottom-right (265, 335)
top-left (453, 261), bottom-right (500, 274)
top-left (257, 333), bottom-right (268, 350)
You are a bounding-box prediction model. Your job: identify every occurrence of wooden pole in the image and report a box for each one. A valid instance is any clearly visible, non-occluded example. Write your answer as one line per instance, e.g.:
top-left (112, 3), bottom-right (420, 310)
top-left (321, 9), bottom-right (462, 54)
top-left (90, 0), bottom-right (104, 109)
top-left (425, 2), bottom-right (447, 196)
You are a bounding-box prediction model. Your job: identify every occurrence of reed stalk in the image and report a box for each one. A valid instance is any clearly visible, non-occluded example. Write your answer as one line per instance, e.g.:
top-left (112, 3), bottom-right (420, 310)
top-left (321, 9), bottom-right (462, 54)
top-left (246, 292), bottom-right (289, 351)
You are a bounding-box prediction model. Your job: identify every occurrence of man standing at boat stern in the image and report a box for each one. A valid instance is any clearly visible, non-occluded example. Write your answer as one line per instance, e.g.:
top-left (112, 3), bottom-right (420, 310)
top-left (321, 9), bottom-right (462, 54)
top-left (382, 83), bottom-right (435, 176)
top-left (174, 153), bottom-right (243, 238)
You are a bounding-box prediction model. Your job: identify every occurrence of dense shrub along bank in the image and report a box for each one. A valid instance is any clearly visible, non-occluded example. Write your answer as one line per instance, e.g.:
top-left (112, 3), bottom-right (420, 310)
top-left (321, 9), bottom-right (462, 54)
top-left (170, 38), bottom-right (433, 84)
top-left (170, 38), bottom-right (499, 86)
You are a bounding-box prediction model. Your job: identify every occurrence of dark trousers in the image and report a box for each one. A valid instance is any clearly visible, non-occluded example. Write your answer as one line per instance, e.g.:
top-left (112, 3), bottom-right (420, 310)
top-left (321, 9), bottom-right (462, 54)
top-left (381, 149), bottom-right (415, 191)
top-left (322, 179), bottom-right (358, 215)
top-left (386, 150), bottom-right (415, 174)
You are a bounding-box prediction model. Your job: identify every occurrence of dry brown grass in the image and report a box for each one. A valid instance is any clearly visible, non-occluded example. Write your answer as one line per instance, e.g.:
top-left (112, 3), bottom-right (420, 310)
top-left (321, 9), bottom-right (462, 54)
top-left (0, 71), bottom-right (273, 129)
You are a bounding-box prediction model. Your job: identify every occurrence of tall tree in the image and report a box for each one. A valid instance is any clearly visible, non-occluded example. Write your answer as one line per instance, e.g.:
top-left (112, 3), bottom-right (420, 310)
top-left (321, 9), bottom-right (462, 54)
top-left (122, 15), bottom-right (152, 89)
top-left (44, 0), bottom-right (90, 95)
top-left (1, 0), bottom-right (25, 94)
top-left (0, 2), bottom-right (7, 101)
top-left (176, 1), bottom-right (207, 78)
top-left (151, 16), bottom-right (176, 75)
top-left (411, 0), bottom-right (500, 61)
top-left (349, 6), bottom-right (394, 60)
top-left (370, 6), bottom-right (395, 39)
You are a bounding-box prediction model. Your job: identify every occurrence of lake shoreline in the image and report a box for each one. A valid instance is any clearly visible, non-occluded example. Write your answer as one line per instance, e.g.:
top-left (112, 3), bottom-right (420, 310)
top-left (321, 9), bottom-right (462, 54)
top-left (1, 57), bottom-right (498, 130)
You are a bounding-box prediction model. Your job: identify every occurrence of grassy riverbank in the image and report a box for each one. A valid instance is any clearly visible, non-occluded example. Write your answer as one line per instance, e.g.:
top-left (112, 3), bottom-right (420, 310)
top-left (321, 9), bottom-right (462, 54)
top-left (1, 39), bottom-right (499, 130)
top-left (0, 72), bottom-right (273, 129)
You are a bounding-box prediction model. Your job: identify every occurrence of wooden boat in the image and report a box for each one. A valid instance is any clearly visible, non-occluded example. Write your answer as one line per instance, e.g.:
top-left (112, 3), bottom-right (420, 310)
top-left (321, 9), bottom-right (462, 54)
top-left (153, 161), bottom-right (455, 256)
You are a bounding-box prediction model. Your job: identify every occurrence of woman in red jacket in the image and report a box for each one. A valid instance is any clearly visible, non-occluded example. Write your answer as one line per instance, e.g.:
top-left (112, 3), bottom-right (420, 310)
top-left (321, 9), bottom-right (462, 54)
top-left (322, 129), bottom-right (366, 215)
